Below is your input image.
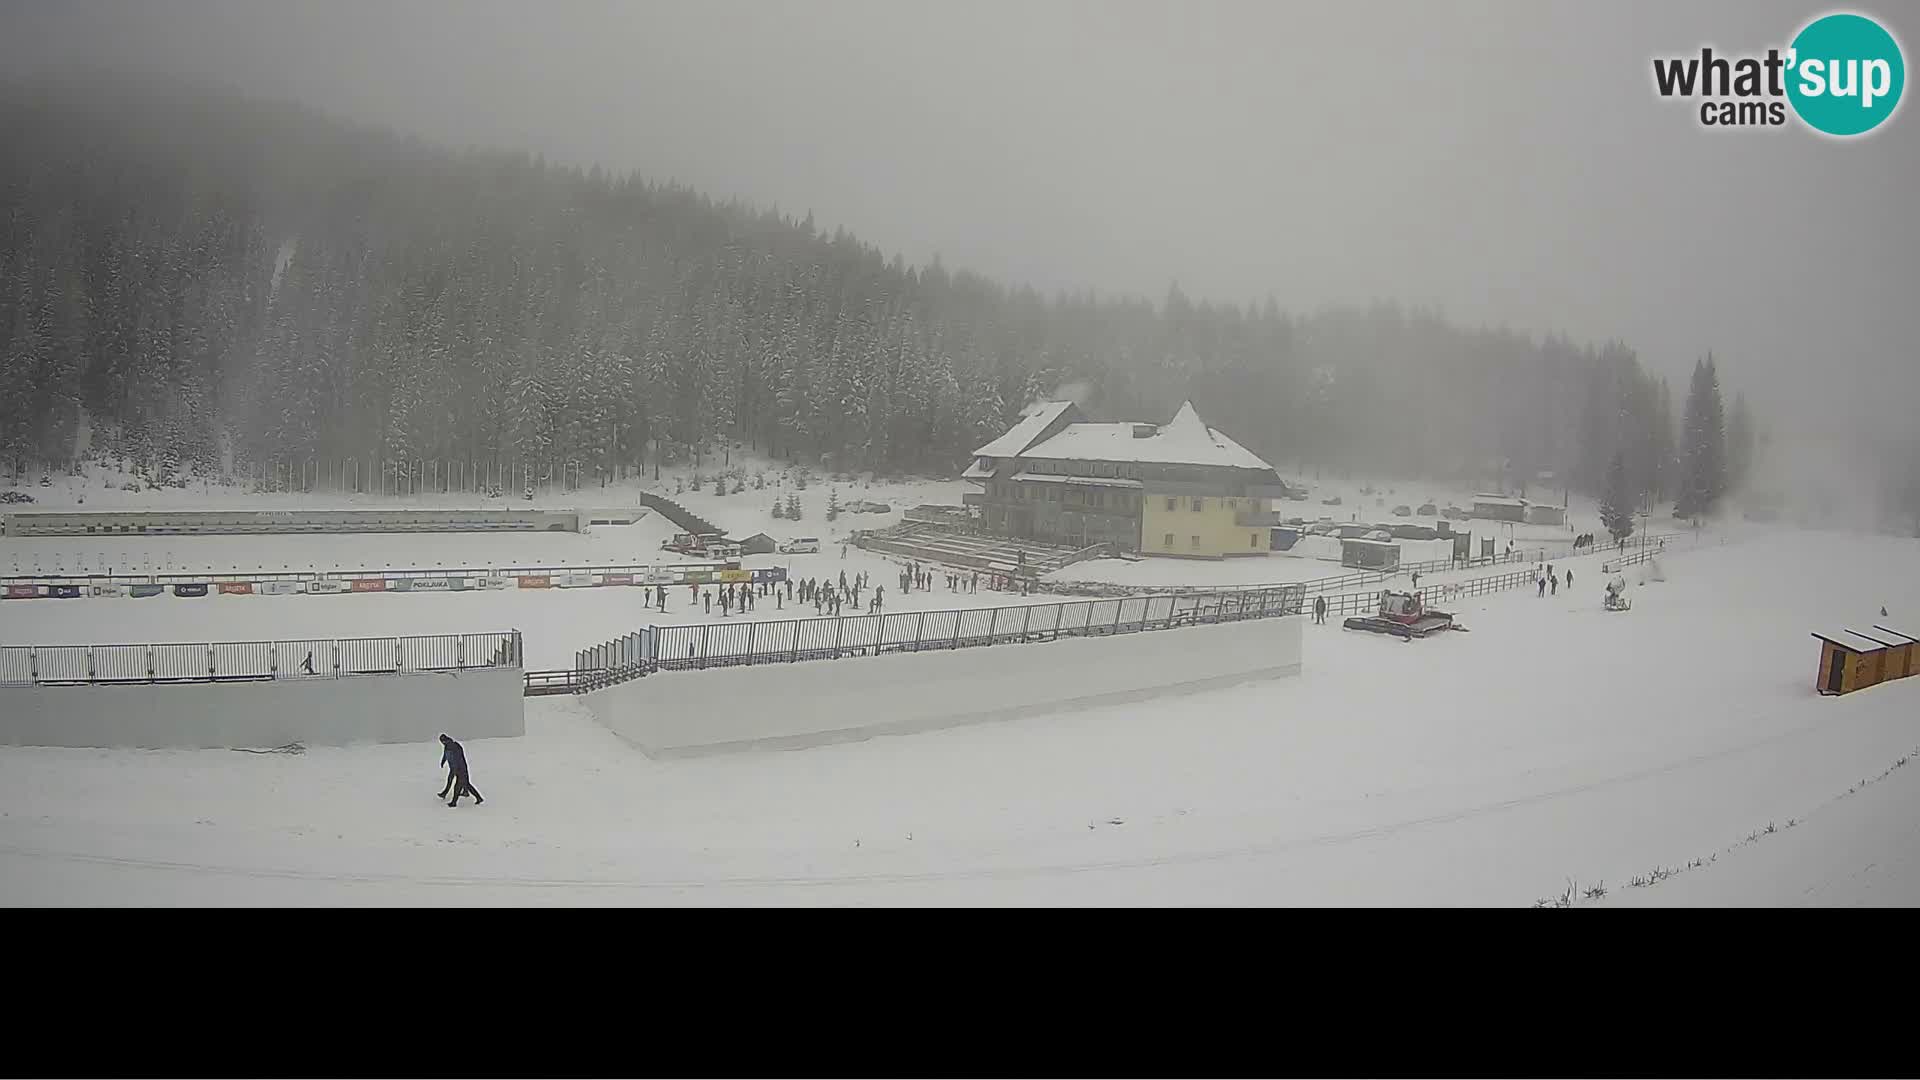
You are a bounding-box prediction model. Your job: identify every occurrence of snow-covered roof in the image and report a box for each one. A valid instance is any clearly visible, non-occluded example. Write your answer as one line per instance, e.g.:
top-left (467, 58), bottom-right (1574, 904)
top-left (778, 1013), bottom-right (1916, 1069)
top-left (1872, 625), bottom-right (1918, 644)
top-left (1019, 401), bottom-right (1276, 472)
top-left (1472, 495), bottom-right (1527, 507)
top-left (972, 401), bottom-right (1078, 459)
top-left (1813, 630), bottom-right (1890, 652)
top-left (960, 461), bottom-right (997, 481)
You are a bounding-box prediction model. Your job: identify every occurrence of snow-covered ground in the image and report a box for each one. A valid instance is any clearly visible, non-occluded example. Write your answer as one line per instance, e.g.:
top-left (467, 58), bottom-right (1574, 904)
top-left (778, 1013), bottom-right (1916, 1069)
top-left (3, 526), bottom-right (1915, 905)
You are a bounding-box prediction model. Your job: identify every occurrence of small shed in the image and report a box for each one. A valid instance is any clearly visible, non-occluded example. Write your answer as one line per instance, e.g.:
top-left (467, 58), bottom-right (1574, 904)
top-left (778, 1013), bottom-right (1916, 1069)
top-left (738, 532), bottom-right (779, 556)
top-left (1472, 494), bottom-right (1527, 522)
top-left (1812, 629), bottom-right (1892, 695)
top-left (1869, 625), bottom-right (1918, 681)
top-left (1341, 537), bottom-right (1401, 571)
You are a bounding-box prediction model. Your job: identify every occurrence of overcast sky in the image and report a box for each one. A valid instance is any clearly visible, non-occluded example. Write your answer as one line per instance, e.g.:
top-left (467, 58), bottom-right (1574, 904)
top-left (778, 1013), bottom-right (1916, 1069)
top-left (5, 0), bottom-right (1916, 445)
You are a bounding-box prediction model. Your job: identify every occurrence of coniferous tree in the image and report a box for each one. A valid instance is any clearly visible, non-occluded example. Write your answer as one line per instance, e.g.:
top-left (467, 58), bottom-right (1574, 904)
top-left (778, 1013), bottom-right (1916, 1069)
top-left (1676, 356), bottom-right (1727, 521)
top-left (1602, 451), bottom-right (1635, 543)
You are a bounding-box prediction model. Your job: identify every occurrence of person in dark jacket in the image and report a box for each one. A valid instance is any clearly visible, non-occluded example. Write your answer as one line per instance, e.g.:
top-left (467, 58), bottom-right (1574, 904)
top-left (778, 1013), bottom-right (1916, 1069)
top-left (1313, 595), bottom-right (1328, 624)
top-left (438, 733), bottom-right (483, 807)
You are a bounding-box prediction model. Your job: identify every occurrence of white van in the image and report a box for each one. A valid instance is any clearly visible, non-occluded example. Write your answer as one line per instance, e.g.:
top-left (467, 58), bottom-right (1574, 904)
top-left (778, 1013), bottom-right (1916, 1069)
top-left (780, 536), bottom-right (821, 554)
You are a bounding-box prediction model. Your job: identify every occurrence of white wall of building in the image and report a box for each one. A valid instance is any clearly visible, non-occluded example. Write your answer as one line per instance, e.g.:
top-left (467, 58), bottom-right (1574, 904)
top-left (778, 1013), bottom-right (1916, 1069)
top-left (586, 617), bottom-right (1302, 757)
top-left (0, 667), bottom-right (524, 749)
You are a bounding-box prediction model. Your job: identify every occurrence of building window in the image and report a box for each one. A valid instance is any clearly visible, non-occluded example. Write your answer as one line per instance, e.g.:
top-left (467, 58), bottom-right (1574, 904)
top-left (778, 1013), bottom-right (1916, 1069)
top-left (1163, 532), bottom-right (1174, 548)
top-left (1165, 497), bottom-right (1176, 511)
top-left (1190, 535), bottom-right (1201, 549)
top-left (1250, 532), bottom-right (1260, 548)
top-left (1191, 497), bottom-right (1204, 512)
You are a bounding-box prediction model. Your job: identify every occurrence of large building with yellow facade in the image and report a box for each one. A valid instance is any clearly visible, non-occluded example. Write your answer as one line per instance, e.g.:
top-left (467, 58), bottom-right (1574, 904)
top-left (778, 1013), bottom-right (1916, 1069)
top-left (962, 400), bottom-right (1290, 558)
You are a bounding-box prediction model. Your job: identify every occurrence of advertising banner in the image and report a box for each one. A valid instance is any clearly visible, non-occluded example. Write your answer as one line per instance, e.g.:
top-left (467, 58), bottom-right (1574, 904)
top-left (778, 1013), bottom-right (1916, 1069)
top-left (216, 582), bottom-right (255, 595)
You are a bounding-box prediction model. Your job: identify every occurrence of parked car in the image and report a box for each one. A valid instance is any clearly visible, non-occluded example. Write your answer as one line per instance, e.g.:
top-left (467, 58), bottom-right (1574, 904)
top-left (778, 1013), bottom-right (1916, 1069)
top-left (1321, 496), bottom-right (1342, 506)
top-left (1392, 505), bottom-right (1412, 517)
top-left (779, 536), bottom-right (821, 554)
top-left (1417, 502), bottom-right (1437, 515)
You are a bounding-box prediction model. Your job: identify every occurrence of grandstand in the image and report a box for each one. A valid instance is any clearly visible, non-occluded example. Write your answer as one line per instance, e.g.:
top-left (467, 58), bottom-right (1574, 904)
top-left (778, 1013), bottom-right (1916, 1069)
top-left (855, 520), bottom-right (1109, 576)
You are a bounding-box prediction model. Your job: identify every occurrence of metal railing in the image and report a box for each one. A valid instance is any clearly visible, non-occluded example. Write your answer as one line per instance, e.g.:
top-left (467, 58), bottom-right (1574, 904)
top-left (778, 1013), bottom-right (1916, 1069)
top-left (559, 584), bottom-right (1308, 694)
top-left (1310, 567), bottom-right (1546, 618)
top-left (0, 630), bottom-right (522, 686)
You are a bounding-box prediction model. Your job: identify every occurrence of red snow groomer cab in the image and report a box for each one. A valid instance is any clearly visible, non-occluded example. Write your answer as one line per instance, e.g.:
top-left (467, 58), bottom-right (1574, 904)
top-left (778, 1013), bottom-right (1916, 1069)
top-left (1342, 589), bottom-right (1464, 639)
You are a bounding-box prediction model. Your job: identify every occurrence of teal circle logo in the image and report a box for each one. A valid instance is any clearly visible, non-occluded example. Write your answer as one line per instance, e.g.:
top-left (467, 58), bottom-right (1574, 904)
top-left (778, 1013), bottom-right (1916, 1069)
top-left (1786, 13), bottom-right (1905, 136)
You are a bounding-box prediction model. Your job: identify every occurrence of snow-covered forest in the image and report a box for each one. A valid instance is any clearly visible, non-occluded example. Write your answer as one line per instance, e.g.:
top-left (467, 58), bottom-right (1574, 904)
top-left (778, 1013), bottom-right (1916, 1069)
top-left (3, 77), bottom-right (1753, 508)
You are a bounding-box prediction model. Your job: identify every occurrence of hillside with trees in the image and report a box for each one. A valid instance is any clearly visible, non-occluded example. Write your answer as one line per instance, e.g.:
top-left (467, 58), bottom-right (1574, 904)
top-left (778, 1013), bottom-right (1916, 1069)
top-left (2, 76), bottom-right (1754, 506)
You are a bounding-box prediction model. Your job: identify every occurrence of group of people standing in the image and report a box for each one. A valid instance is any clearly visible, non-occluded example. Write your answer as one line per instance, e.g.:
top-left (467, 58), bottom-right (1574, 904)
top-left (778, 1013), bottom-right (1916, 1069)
top-left (1535, 563), bottom-right (1571, 596)
top-left (687, 579), bottom-right (781, 616)
top-left (795, 570), bottom-right (885, 615)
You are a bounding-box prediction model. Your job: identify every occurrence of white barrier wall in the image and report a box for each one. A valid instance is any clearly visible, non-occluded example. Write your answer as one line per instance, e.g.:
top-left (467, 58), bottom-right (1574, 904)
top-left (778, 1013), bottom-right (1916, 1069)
top-left (587, 616), bottom-right (1303, 757)
top-left (0, 666), bottom-right (524, 749)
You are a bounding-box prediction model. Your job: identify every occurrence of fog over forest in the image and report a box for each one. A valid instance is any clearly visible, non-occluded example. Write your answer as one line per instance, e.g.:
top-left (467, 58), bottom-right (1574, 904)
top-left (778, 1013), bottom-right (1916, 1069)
top-left (2, 0), bottom-right (1916, 526)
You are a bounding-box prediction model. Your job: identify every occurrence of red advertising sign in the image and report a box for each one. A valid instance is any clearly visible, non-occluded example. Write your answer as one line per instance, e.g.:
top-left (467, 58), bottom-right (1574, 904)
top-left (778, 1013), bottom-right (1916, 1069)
top-left (217, 582), bottom-right (255, 595)
top-left (350, 578), bottom-right (388, 592)
top-left (603, 573), bottom-right (633, 586)
top-left (4, 585), bottom-right (39, 599)
top-left (517, 576), bottom-right (552, 589)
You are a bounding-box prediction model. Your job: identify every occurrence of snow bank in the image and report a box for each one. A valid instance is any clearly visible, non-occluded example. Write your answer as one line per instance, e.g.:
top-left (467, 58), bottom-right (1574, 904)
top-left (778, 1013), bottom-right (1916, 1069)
top-left (0, 667), bottom-right (523, 749)
top-left (588, 616), bottom-right (1303, 757)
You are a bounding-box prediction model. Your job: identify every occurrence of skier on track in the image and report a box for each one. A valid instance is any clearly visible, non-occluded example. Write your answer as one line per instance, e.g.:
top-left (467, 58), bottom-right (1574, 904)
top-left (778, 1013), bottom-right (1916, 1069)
top-left (437, 733), bottom-right (483, 807)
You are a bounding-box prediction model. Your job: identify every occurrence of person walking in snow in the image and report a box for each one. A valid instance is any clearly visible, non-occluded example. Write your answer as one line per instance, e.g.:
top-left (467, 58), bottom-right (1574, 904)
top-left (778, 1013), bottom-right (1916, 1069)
top-left (704, 591), bottom-right (712, 614)
top-left (1565, 569), bottom-right (1573, 590)
top-left (1313, 595), bottom-right (1328, 625)
top-left (1550, 573), bottom-right (1558, 596)
top-left (437, 733), bottom-right (483, 807)
top-left (1537, 574), bottom-right (1546, 597)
